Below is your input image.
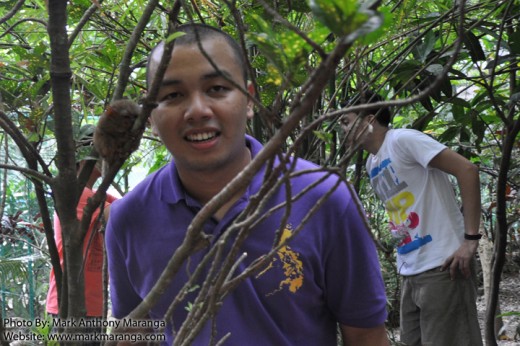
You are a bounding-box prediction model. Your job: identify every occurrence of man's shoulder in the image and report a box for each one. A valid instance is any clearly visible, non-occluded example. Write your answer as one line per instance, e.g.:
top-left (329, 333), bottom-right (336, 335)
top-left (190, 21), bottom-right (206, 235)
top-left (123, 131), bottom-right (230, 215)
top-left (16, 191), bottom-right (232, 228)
top-left (383, 128), bottom-right (446, 168)
top-left (390, 128), bottom-right (438, 143)
top-left (385, 129), bottom-right (443, 155)
top-left (113, 162), bottom-right (173, 207)
top-left (289, 157), bottom-right (352, 195)
top-left (291, 156), bottom-right (319, 170)
top-left (249, 136), bottom-right (355, 201)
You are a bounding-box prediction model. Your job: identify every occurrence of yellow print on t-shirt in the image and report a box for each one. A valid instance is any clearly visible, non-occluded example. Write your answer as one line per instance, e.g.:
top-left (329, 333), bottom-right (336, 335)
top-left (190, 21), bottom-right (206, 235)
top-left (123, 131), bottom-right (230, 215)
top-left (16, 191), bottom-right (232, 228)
top-left (256, 225), bottom-right (303, 295)
top-left (385, 190), bottom-right (415, 225)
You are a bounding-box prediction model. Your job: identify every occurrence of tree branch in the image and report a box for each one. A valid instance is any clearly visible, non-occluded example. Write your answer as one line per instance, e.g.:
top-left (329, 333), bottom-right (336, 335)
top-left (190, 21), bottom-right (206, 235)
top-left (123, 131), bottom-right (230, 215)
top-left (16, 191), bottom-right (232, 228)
top-left (0, 111), bottom-right (52, 177)
top-left (68, 0), bottom-right (104, 47)
top-left (0, 0), bottom-right (25, 26)
top-left (0, 163), bottom-right (52, 185)
top-left (112, 0), bottom-right (161, 100)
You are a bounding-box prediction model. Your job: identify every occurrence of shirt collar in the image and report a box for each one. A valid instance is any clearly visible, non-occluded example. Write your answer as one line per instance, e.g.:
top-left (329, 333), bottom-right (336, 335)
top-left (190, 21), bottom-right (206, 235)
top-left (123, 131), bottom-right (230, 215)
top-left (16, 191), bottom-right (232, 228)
top-left (160, 135), bottom-right (264, 205)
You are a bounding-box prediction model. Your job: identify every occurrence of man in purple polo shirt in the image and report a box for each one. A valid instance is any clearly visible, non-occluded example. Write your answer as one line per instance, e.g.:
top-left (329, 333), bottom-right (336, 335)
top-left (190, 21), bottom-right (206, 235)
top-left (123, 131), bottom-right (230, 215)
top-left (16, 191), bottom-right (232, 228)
top-left (105, 23), bottom-right (389, 345)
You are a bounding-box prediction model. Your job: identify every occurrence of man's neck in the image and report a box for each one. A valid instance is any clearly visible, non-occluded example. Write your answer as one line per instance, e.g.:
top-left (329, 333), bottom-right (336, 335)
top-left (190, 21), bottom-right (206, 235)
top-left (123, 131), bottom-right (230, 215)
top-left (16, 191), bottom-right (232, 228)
top-left (177, 147), bottom-right (252, 219)
top-left (365, 126), bottom-right (389, 155)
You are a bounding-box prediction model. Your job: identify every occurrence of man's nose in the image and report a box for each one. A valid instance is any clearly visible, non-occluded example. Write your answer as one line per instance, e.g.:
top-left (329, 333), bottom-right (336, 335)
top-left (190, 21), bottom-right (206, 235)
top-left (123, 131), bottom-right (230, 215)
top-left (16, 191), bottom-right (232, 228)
top-left (185, 93), bottom-right (213, 121)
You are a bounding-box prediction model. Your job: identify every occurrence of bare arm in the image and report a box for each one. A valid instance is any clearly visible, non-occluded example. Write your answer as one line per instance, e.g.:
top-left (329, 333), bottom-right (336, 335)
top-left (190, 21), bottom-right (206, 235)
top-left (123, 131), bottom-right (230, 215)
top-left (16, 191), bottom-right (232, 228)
top-left (429, 148), bottom-right (481, 279)
top-left (103, 204), bottom-right (111, 224)
top-left (340, 324), bottom-right (389, 346)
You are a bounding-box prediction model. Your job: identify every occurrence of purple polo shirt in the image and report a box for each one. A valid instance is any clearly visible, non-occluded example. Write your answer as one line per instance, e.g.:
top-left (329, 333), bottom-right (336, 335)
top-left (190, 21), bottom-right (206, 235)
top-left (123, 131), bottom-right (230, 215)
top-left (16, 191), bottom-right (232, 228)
top-left (106, 135), bottom-right (387, 345)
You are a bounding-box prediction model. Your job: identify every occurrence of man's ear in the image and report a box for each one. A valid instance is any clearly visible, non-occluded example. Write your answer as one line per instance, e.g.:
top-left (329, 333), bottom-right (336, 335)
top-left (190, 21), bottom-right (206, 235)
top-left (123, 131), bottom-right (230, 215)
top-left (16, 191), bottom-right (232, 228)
top-left (367, 114), bottom-right (376, 124)
top-left (246, 82), bottom-right (255, 120)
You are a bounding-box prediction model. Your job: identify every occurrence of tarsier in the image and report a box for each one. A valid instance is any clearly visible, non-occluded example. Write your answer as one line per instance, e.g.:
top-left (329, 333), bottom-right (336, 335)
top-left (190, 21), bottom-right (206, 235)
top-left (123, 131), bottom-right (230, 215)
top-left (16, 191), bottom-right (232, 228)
top-left (93, 99), bottom-right (142, 173)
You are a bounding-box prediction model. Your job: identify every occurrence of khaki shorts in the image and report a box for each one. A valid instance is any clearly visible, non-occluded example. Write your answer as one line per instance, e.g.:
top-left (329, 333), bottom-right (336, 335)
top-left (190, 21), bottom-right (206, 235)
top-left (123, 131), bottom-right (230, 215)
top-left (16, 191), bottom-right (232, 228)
top-left (400, 266), bottom-right (483, 346)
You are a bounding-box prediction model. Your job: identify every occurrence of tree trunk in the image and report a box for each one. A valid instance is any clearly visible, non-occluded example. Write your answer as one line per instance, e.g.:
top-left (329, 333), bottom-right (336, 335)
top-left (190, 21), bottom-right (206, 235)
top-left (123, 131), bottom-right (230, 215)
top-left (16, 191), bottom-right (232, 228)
top-left (485, 117), bottom-right (520, 345)
top-left (478, 236), bottom-right (504, 335)
top-left (48, 0), bottom-right (87, 320)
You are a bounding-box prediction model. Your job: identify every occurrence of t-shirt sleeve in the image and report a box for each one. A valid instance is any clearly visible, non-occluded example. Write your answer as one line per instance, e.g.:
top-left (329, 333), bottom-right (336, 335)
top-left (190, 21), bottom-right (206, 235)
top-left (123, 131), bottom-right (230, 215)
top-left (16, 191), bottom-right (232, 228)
top-left (394, 129), bottom-right (447, 168)
top-left (324, 186), bottom-right (388, 328)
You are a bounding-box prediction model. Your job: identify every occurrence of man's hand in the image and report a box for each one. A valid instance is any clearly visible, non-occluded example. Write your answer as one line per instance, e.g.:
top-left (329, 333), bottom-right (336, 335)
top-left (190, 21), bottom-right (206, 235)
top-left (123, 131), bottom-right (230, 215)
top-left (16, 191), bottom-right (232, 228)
top-left (441, 240), bottom-right (479, 280)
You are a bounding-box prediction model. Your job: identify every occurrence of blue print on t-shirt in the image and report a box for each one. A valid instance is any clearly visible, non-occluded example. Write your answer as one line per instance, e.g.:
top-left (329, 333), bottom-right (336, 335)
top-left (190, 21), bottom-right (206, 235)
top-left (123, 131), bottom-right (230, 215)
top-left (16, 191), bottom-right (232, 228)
top-left (397, 234), bottom-right (433, 254)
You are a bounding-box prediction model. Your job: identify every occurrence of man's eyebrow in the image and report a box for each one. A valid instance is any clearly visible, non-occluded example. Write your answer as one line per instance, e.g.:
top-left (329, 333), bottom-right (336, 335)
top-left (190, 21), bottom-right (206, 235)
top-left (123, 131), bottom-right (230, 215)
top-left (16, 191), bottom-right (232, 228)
top-left (160, 79), bottom-right (181, 87)
top-left (202, 70), bottom-right (233, 81)
top-left (160, 71), bottom-right (234, 88)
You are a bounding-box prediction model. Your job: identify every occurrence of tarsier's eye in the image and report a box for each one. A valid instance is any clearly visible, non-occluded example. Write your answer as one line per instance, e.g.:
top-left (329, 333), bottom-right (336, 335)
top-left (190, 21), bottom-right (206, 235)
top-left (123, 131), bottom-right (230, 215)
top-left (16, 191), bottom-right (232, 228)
top-left (340, 117), bottom-right (350, 126)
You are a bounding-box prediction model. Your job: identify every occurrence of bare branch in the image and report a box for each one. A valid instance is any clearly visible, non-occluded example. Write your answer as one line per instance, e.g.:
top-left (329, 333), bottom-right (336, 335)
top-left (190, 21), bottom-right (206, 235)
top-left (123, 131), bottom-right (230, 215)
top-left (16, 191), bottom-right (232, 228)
top-left (0, 0), bottom-right (25, 26)
top-left (112, 0), bottom-right (162, 101)
top-left (68, 0), bottom-right (104, 47)
top-left (0, 136), bottom-right (8, 221)
top-left (0, 111), bottom-right (52, 177)
top-left (0, 18), bottom-right (48, 40)
top-left (0, 163), bottom-right (53, 185)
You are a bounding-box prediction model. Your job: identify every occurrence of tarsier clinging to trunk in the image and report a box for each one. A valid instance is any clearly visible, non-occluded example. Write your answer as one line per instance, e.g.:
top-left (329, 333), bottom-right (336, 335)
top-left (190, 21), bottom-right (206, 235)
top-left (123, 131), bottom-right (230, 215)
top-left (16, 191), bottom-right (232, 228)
top-left (93, 99), bottom-right (143, 174)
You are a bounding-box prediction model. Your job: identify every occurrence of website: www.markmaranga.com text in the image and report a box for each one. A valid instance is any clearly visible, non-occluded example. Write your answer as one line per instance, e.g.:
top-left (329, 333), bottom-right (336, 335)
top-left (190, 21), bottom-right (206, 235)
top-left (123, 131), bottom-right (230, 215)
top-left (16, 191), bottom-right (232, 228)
top-left (3, 317), bottom-right (166, 343)
top-left (3, 330), bottom-right (165, 343)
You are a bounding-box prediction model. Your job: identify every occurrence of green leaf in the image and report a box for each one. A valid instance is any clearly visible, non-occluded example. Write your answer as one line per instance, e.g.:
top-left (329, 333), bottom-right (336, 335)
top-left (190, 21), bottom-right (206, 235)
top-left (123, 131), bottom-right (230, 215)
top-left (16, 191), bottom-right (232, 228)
top-left (357, 6), bottom-right (392, 44)
top-left (0, 260), bottom-right (29, 282)
top-left (438, 126), bottom-right (460, 143)
top-left (308, 0), bottom-right (368, 37)
top-left (450, 97), bottom-right (471, 108)
top-left (463, 30), bottom-right (486, 62)
top-left (497, 311), bottom-right (520, 318)
top-left (313, 130), bottom-right (333, 143)
top-left (166, 31), bottom-right (187, 43)
top-left (440, 77), bottom-right (453, 98)
top-left (471, 111), bottom-right (486, 149)
top-left (452, 103), bottom-right (466, 123)
top-left (484, 54), bottom-right (517, 69)
top-left (416, 30), bottom-right (437, 62)
top-left (508, 29), bottom-right (520, 54)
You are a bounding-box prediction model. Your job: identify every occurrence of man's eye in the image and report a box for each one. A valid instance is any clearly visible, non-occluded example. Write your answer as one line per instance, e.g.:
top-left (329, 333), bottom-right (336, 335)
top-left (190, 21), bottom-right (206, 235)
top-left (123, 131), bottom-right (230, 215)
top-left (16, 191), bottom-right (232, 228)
top-left (161, 92), bottom-right (181, 102)
top-left (209, 85), bottom-right (228, 93)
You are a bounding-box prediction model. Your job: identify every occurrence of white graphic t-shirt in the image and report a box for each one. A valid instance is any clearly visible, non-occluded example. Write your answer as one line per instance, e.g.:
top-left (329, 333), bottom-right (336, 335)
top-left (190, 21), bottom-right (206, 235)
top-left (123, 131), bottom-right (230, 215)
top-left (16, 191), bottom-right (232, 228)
top-left (366, 129), bottom-right (465, 276)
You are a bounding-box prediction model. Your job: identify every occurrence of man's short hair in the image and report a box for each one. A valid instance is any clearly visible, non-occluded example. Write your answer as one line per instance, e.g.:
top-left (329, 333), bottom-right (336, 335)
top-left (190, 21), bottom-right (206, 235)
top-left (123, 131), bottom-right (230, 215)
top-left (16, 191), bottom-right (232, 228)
top-left (342, 91), bottom-right (392, 127)
top-left (146, 23), bottom-right (248, 89)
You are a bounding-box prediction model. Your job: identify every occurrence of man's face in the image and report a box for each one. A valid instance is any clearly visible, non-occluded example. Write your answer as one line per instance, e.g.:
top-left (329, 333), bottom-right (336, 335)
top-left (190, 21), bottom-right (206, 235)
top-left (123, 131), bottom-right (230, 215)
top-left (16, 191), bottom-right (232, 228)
top-left (149, 37), bottom-right (254, 174)
top-left (340, 112), bottom-right (373, 148)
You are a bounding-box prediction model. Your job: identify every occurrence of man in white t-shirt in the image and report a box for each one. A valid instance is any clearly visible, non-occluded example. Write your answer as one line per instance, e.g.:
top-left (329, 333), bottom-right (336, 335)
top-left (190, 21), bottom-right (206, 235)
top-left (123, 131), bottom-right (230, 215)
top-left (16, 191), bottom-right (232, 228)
top-left (341, 92), bottom-right (483, 346)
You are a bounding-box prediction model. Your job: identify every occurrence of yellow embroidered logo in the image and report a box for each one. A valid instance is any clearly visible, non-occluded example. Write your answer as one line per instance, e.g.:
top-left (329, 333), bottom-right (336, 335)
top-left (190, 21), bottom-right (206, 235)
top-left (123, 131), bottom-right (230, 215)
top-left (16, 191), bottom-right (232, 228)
top-left (256, 225), bottom-right (304, 295)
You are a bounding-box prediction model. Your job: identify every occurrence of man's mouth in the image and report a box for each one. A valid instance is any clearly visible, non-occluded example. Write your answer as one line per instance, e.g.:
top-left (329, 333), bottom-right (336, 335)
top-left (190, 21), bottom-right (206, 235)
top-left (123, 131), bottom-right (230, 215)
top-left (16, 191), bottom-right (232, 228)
top-left (186, 131), bottom-right (219, 142)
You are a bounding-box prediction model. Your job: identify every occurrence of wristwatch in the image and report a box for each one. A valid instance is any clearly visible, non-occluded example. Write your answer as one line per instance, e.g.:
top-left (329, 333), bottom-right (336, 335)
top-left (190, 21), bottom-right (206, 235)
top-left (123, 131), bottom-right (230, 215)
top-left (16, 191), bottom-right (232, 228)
top-left (464, 233), bottom-right (482, 240)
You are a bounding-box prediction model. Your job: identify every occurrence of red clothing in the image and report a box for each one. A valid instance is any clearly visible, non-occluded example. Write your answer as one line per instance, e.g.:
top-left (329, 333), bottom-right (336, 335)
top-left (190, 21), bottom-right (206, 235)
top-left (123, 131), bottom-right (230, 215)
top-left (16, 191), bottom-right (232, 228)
top-left (46, 188), bottom-right (117, 316)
